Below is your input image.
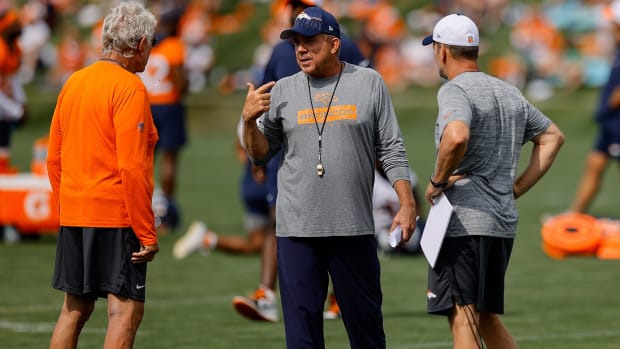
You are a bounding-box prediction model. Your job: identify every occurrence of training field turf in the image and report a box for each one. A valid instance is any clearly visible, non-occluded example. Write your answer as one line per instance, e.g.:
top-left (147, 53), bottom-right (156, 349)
top-left (1, 83), bottom-right (620, 348)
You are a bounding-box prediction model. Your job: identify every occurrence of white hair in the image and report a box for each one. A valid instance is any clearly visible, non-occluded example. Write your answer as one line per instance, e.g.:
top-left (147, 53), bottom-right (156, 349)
top-left (101, 1), bottom-right (156, 58)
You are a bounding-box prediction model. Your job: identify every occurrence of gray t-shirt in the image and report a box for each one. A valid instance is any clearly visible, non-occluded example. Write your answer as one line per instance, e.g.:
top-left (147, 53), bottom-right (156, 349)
top-left (435, 72), bottom-right (551, 238)
top-left (256, 62), bottom-right (410, 237)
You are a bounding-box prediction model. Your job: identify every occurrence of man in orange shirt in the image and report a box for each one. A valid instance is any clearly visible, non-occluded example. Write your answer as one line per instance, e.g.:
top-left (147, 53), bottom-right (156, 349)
top-left (46, 3), bottom-right (159, 348)
top-left (139, 7), bottom-right (188, 233)
top-left (0, 8), bottom-right (26, 174)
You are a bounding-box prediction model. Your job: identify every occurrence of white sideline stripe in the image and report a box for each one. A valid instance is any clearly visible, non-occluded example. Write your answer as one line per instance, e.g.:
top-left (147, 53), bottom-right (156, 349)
top-left (517, 329), bottom-right (620, 342)
top-left (4, 300), bottom-right (620, 344)
top-left (0, 304), bottom-right (59, 313)
top-left (403, 330), bottom-right (620, 348)
top-left (0, 296), bottom-right (229, 315)
top-left (0, 174), bottom-right (52, 190)
top-left (0, 319), bottom-right (619, 345)
top-left (0, 319), bottom-right (105, 334)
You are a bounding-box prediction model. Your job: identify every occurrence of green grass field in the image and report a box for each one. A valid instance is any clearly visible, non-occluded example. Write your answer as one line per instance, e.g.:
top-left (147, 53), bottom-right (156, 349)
top-left (3, 1), bottom-right (620, 346)
top-left (2, 83), bottom-right (620, 348)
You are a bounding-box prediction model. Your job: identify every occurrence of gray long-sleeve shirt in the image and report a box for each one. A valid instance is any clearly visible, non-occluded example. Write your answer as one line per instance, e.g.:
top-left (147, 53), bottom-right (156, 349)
top-left (256, 62), bottom-right (410, 237)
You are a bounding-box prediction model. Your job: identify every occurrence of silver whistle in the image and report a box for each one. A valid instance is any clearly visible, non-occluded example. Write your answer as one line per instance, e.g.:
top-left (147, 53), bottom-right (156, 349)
top-left (316, 163), bottom-right (325, 177)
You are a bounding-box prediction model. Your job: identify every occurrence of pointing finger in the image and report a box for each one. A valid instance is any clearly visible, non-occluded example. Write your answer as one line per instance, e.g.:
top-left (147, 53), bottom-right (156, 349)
top-left (255, 81), bottom-right (276, 94)
top-left (246, 82), bottom-right (256, 95)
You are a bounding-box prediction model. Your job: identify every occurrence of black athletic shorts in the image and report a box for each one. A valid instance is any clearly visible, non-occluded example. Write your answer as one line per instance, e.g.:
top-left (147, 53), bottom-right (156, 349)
top-left (0, 120), bottom-right (13, 147)
top-left (52, 226), bottom-right (147, 302)
top-left (427, 235), bottom-right (514, 315)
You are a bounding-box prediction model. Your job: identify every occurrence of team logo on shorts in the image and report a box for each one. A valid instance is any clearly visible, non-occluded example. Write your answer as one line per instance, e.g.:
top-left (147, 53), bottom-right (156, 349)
top-left (426, 290), bottom-right (437, 300)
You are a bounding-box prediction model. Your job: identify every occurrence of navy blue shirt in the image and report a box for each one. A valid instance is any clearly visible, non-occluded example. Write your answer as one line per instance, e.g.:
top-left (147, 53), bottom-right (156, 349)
top-left (596, 48), bottom-right (620, 124)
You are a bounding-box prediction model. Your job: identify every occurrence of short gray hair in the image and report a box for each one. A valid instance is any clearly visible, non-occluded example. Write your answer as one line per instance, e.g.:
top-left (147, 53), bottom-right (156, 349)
top-left (101, 1), bottom-right (156, 58)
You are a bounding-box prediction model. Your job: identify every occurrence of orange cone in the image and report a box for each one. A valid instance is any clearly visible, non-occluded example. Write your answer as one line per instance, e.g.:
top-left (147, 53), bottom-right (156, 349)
top-left (541, 212), bottom-right (603, 259)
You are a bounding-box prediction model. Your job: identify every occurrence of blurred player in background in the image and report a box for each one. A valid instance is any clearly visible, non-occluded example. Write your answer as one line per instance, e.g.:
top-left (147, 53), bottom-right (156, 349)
top-left (140, 5), bottom-right (188, 233)
top-left (0, 8), bottom-right (26, 174)
top-left (570, 1), bottom-right (620, 214)
top-left (374, 164), bottom-right (424, 255)
top-left (173, 118), bottom-right (279, 259)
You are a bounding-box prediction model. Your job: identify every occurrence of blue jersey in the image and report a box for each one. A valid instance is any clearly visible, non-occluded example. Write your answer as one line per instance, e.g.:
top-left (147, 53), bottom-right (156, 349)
top-left (592, 48), bottom-right (620, 157)
top-left (596, 48), bottom-right (620, 125)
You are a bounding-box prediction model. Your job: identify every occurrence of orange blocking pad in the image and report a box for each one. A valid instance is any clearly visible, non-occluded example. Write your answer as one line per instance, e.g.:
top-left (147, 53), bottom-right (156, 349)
top-left (541, 213), bottom-right (620, 259)
top-left (596, 218), bottom-right (620, 259)
top-left (541, 212), bottom-right (603, 259)
top-left (0, 174), bottom-right (59, 234)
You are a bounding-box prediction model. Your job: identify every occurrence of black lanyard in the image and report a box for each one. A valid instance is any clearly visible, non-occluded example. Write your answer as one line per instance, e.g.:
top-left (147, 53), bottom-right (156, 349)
top-left (306, 63), bottom-right (343, 177)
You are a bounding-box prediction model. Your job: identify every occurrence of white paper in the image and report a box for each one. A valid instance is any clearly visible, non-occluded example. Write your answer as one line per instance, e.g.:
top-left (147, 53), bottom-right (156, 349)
top-left (388, 226), bottom-right (402, 247)
top-left (420, 192), bottom-right (453, 268)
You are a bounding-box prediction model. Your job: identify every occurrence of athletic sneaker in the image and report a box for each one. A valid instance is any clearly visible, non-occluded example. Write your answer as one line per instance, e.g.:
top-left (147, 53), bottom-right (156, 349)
top-left (323, 292), bottom-right (341, 320)
top-left (232, 286), bottom-right (279, 322)
top-left (173, 221), bottom-right (212, 259)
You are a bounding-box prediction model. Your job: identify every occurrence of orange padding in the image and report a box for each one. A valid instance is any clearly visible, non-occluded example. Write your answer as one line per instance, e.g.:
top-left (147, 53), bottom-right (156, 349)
top-left (541, 213), bottom-right (603, 259)
top-left (596, 218), bottom-right (620, 259)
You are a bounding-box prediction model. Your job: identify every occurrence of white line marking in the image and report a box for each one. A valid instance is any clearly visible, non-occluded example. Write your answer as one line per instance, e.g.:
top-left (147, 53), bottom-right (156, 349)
top-left (402, 330), bottom-right (620, 348)
top-left (0, 319), bottom-right (105, 334)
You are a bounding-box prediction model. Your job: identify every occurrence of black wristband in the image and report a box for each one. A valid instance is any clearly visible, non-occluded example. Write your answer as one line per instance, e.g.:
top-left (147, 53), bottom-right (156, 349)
top-left (430, 176), bottom-right (448, 189)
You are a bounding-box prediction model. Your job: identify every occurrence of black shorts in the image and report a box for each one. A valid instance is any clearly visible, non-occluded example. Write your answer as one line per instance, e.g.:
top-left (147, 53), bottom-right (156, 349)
top-left (51, 226), bottom-right (147, 302)
top-left (0, 120), bottom-right (14, 147)
top-left (427, 235), bottom-right (513, 316)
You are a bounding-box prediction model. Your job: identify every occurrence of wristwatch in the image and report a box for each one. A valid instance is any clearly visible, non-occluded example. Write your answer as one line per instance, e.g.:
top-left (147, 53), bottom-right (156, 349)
top-left (429, 176), bottom-right (448, 189)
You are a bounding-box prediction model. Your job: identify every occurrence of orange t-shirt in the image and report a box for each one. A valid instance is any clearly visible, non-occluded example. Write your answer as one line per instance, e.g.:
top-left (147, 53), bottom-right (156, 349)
top-left (140, 36), bottom-right (185, 104)
top-left (0, 38), bottom-right (21, 76)
top-left (47, 61), bottom-right (159, 246)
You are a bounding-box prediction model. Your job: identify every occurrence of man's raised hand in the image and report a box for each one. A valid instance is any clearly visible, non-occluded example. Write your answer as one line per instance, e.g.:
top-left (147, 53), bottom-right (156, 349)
top-left (242, 81), bottom-right (276, 122)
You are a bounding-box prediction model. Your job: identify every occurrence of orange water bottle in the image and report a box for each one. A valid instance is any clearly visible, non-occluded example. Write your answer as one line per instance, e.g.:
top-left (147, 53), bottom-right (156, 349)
top-left (30, 136), bottom-right (48, 176)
